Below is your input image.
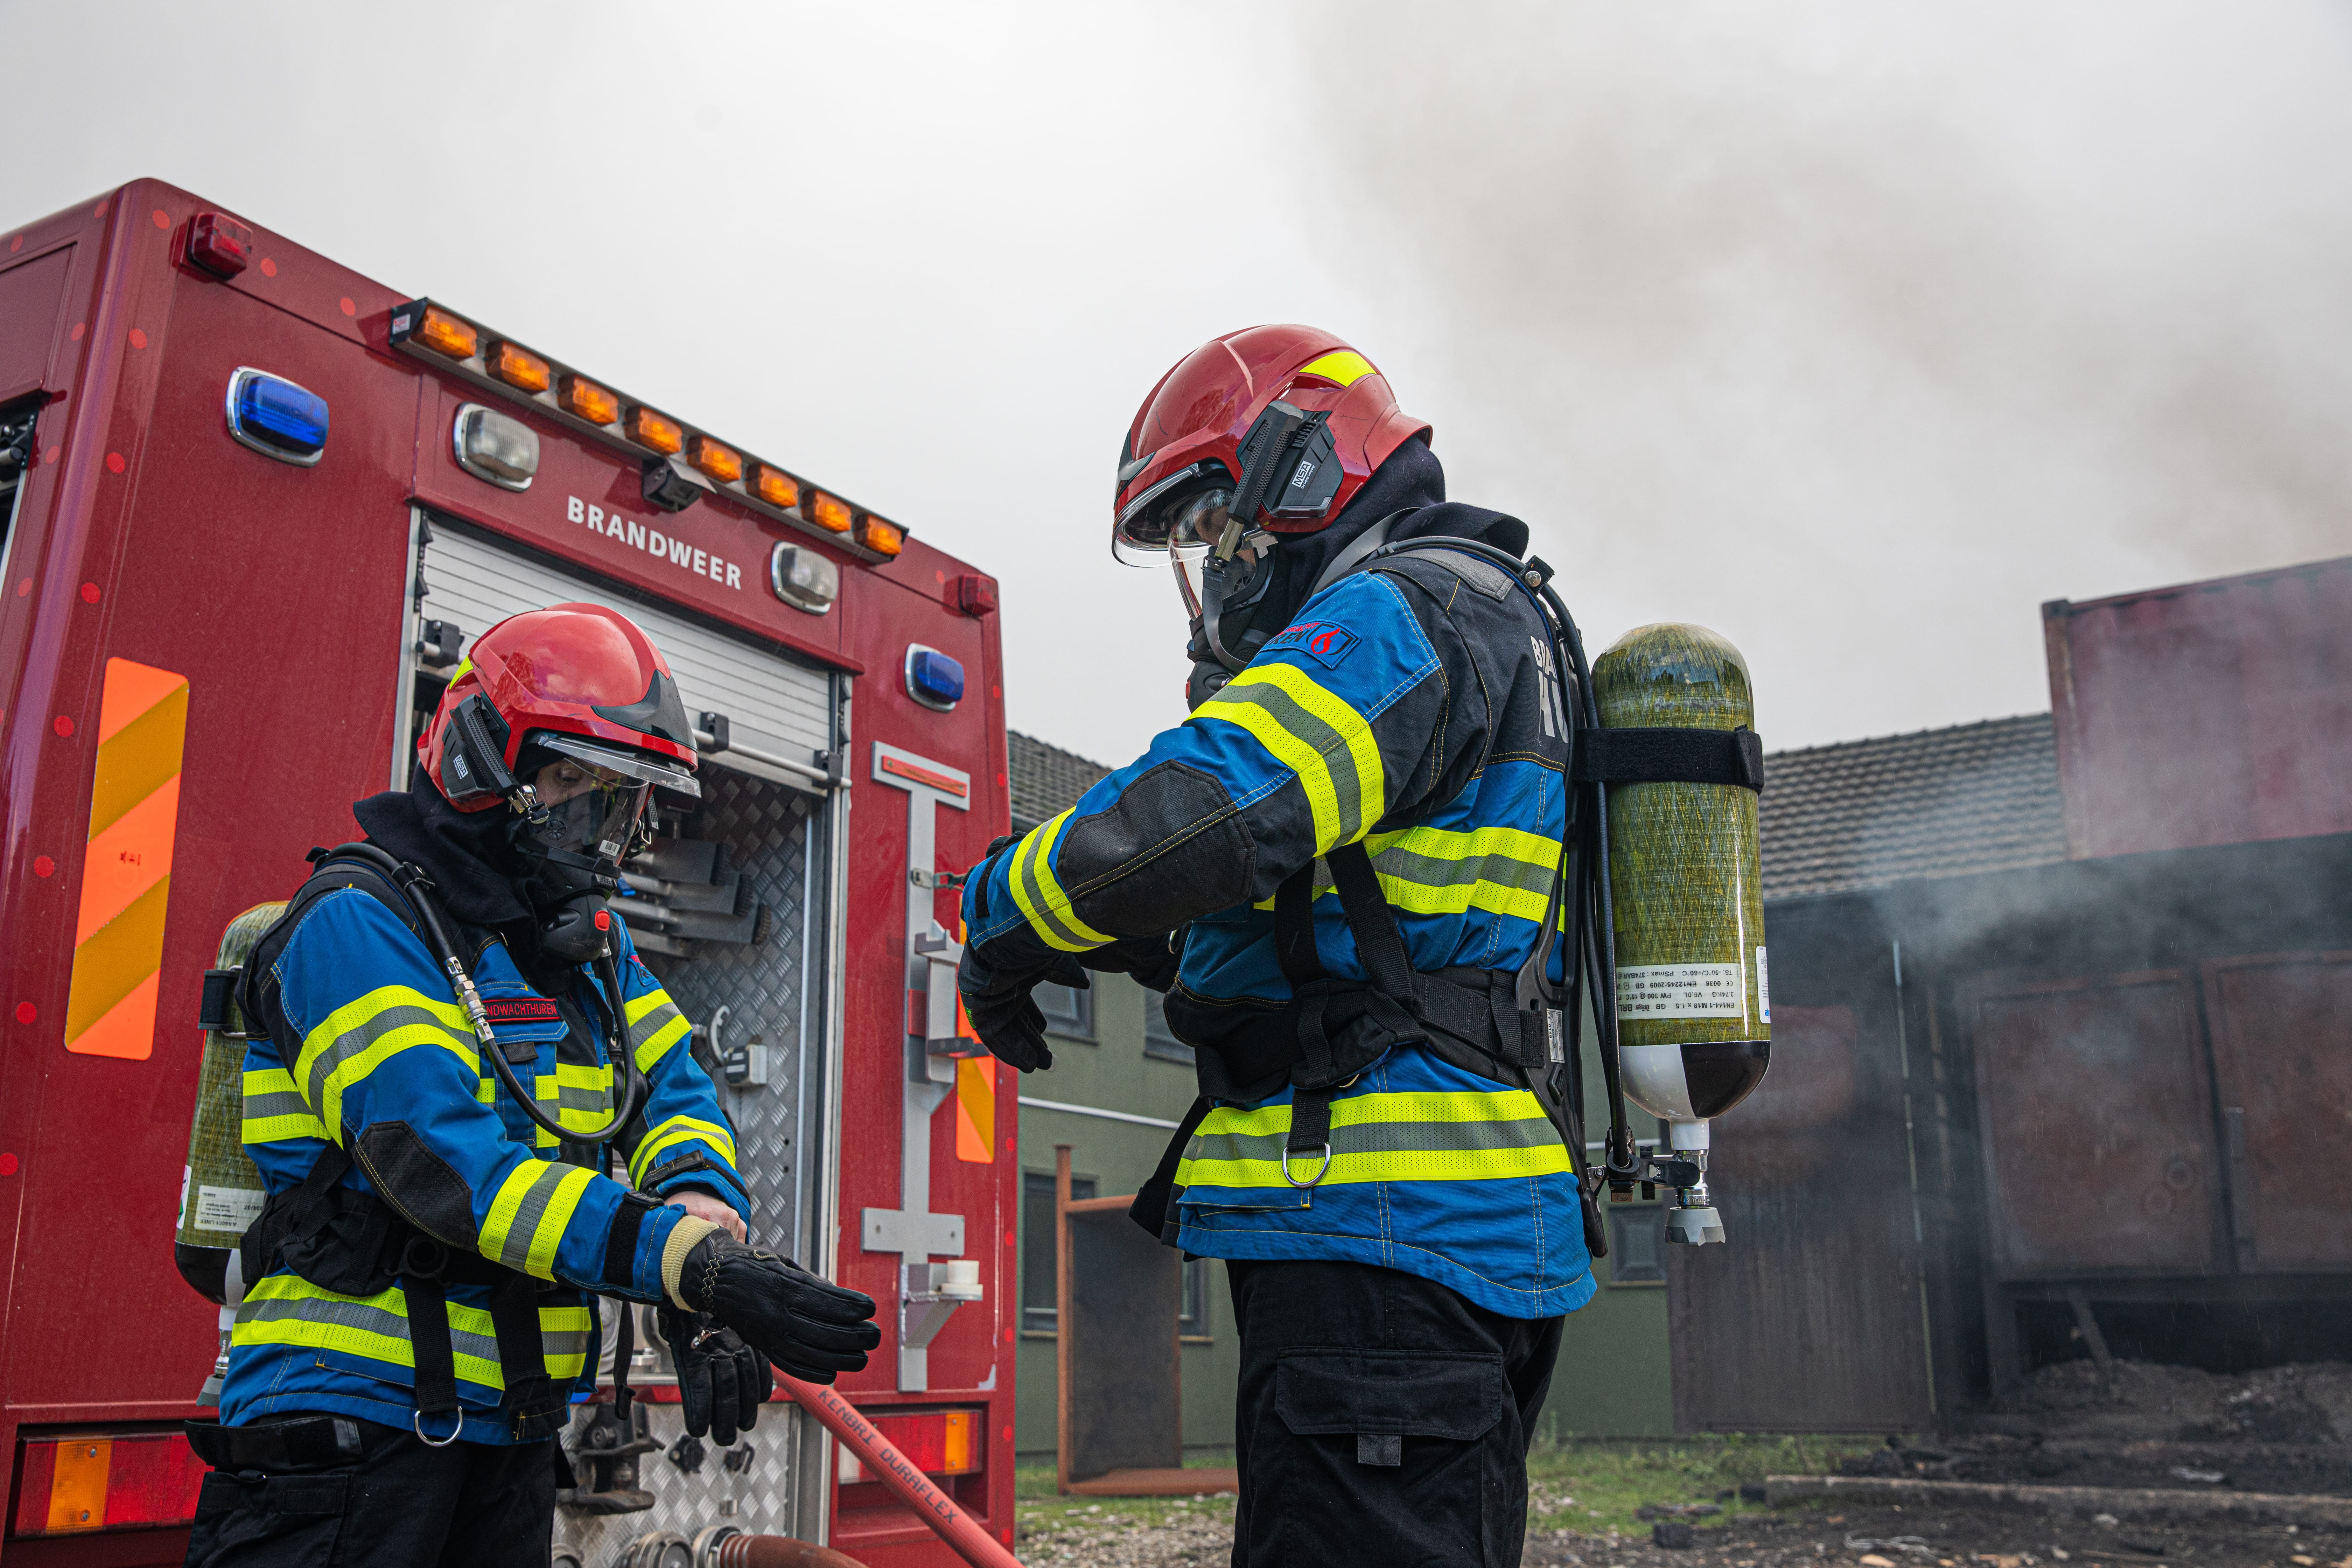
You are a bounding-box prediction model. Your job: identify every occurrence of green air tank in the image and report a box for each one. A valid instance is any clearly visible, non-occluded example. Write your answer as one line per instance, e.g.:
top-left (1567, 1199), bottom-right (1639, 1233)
top-left (1592, 624), bottom-right (1770, 1243)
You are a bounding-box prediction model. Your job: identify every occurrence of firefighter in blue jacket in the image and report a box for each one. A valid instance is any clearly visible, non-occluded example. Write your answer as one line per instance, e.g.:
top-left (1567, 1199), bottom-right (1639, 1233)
top-left (960, 328), bottom-right (1587, 1567)
top-left (187, 604), bottom-right (878, 1568)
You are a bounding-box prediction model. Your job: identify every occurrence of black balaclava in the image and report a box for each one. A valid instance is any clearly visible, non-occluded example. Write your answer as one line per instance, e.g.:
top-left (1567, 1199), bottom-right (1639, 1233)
top-left (354, 766), bottom-right (578, 989)
top-left (1184, 436), bottom-right (1530, 707)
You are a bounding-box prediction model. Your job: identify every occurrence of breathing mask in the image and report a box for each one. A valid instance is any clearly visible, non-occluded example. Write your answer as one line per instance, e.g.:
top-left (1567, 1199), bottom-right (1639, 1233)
top-left (506, 731), bottom-right (694, 963)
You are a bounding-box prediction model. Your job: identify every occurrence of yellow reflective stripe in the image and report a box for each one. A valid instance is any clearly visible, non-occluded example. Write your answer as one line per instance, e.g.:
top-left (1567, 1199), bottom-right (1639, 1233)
top-left (480, 1160), bottom-right (599, 1280)
top-left (1195, 662), bottom-right (1384, 852)
top-left (1176, 1087), bottom-right (1569, 1187)
top-left (1007, 811), bottom-right (1112, 953)
top-left (292, 985), bottom-right (479, 1137)
top-left (1297, 349), bottom-right (1377, 387)
top-left (232, 1274), bottom-right (593, 1385)
top-left (628, 1115), bottom-right (740, 1186)
top-left (625, 988), bottom-right (692, 1073)
top-left (1176, 1143), bottom-right (1574, 1186)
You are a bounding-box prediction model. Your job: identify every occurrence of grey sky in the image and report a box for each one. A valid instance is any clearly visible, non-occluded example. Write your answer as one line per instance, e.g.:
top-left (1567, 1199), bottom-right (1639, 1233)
top-left (14, 2), bottom-right (2351, 768)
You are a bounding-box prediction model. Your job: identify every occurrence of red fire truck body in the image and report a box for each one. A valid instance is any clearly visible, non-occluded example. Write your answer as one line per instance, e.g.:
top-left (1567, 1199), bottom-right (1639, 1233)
top-left (0, 181), bottom-right (1016, 1566)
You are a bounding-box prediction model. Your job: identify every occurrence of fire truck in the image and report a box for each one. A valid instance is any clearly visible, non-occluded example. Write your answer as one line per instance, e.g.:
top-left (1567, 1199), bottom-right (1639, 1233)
top-left (0, 180), bottom-right (1017, 1567)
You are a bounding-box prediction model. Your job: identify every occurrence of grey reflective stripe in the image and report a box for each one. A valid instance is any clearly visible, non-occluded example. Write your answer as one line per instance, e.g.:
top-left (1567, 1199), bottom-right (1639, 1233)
top-left (557, 1080), bottom-right (613, 1119)
top-left (628, 1000), bottom-right (683, 1055)
top-left (491, 1164), bottom-right (571, 1273)
top-left (1016, 817), bottom-right (1100, 952)
top-left (241, 1089), bottom-right (322, 1125)
top-left (1371, 842), bottom-right (1554, 897)
top-left (540, 1325), bottom-right (592, 1367)
top-left (299, 1003), bottom-right (465, 1115)
top-left (1212, 681), bottom-right (1365, 839)
top-left (1188, 1114), bottom-right (1561, 1166)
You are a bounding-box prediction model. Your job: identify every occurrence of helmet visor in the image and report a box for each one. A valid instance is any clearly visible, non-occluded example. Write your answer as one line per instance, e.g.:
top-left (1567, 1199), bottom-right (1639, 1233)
top-left (530, 759), bottom-right (652, 862)
top-left (1113, 464), bottom-right (1233, 567)
top-left (535, 729), bottom-right (701, 798)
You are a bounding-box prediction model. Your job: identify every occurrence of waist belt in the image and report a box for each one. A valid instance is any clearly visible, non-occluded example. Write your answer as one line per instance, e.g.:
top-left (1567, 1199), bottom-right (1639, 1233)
top-left (183, 1413), bottom-right (364, 1472)
top-left (240, 1142), bottom-right (578, 1440)
top-left (1131, 840), bottom-right (1559, 1241)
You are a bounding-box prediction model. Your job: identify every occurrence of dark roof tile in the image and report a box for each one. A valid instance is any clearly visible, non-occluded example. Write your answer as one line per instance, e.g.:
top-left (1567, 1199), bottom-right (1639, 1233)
top-left (1008, 730), bottom-right (1115, 831)
top-left (1759, 713), bottom-right (2067, 901)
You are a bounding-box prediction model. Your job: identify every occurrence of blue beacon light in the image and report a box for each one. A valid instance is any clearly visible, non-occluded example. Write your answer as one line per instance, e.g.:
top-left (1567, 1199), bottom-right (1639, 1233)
top-left (905, 646), bottom-right (965, 713)
top-left (224, 368), bottom-right (329, 466)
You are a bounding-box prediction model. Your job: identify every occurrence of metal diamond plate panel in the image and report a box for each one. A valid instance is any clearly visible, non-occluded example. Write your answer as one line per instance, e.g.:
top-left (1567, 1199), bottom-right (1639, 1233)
top-left (558, 765), bottom-right (831, 1562)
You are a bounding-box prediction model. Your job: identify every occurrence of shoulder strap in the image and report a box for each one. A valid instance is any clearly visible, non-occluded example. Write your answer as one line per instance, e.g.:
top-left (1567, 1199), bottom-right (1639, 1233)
top-left (234, 846), bottom-right (431, 1029)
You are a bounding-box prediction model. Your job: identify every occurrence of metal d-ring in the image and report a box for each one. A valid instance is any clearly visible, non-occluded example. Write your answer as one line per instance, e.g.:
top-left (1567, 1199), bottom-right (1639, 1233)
top-left (414, 1409), bottom-right (465, 1448)
top-left (1281, 1142), bottom-right (1333, 1189)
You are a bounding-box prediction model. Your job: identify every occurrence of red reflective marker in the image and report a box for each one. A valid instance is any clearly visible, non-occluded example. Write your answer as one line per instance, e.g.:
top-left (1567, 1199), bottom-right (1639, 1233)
top-left (52, 715), bottom-right (73, 736)
top-left (13, 1003), bottom-right (34, 1024)
top-left (0, 1154), bottom-right (17, 1176)
top-left (151, 209), bottom-right (170, 230)
top-left (105, 453), bottom-right (124, 474)
top-left (33, 856), bottom-right (54, 878)
top-left (79, 583), bottom-right (100, 604)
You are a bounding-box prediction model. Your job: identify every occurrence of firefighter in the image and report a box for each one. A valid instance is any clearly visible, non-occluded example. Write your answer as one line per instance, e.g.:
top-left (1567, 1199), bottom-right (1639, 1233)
top-left (959, 329), bottom-right (1589, 1567)
top-left (186, 604), bottom-right (880, 1567)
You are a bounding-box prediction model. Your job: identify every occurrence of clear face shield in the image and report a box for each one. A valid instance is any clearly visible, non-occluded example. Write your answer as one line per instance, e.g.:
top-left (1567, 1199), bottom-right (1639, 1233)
top-left (1113, 463), bottom-right (1237, 620)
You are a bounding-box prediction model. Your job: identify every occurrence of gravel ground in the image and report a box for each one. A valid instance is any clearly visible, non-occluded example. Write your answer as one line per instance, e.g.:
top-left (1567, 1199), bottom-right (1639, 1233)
top-left (1014, 1497), bottom-right (2351, 1568)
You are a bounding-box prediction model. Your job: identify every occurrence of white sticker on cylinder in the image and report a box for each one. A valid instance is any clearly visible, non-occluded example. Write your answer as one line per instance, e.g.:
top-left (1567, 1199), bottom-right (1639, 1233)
top-left (1756, 946), bottom-right (1771, 1024)
top-left (1616, 962), bottom-right (1745, 1020)
top-left (195, 1185), bottom-right (266, 1232)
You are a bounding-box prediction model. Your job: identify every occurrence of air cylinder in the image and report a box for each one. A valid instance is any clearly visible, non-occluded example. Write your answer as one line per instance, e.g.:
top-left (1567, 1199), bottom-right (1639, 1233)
top-left (1592, 623), bottom-right (1770, 1241)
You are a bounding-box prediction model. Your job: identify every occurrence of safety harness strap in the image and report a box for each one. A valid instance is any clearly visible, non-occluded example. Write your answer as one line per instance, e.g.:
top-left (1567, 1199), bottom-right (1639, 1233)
top-left (1129, 1094), bottom-right (1213, 1246)
top-left (1571, 726), bottom-right (1765, 793)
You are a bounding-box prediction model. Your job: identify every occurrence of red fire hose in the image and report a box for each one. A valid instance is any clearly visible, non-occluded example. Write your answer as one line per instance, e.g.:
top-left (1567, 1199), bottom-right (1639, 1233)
top-left (777, 1372), bottom-right (1026, 1568)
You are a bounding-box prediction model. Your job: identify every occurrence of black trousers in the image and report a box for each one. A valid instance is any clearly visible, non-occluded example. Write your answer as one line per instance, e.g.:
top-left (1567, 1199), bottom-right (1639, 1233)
top-left (185, 1414), bottom-right (555, 1568)
top-left (1227, 1259), bottom-right (1564, 1568)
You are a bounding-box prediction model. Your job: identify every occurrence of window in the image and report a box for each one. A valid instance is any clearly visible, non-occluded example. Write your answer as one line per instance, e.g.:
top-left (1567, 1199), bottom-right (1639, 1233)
top-left (1021, 1170), bottom-right (1095, 1333)
top-left (1179, 1256), bottom-right (1210, 1339)
top-left (1142, 988), bottom-right (1194, 1066)
top-left (1036, 981), bottom-right (1093, 1042)
top-left (1607, 1204), bottom-right (1668, 1287)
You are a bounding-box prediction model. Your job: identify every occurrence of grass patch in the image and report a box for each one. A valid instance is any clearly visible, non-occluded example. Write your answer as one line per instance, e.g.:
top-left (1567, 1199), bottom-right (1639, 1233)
top-left (1012, 1455), bottom-right (1239, 1545)
top-left (1526, 1435), bottom-right (1883, 1536)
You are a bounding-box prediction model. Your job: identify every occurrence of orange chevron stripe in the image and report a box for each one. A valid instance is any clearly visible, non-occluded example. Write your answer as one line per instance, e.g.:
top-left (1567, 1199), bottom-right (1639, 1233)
top-left (953, 1055), bottom-right (995, 1164)
top-left (64, 658), bottom-right (188, 1064)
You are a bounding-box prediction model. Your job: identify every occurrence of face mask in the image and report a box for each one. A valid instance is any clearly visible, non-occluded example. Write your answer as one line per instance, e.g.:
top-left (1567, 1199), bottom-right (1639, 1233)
top-left (506, 762), bottom-right (651, 964)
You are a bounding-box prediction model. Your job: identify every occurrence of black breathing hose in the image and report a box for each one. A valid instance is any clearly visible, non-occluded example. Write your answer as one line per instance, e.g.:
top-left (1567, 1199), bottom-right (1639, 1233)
top-left (336, 843), bottom-right (651, 1146)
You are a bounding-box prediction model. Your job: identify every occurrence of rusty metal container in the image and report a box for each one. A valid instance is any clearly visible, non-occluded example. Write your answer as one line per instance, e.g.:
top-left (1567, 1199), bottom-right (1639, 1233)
top-left (2043, 555), bottom-right (2352, 859)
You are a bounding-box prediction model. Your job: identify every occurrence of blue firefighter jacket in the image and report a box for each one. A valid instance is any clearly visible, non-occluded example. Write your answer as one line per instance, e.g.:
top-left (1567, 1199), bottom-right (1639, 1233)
top-left (220, 890), bottom-right (747, 1444)
top-left (965, 523), bottom-right (1594, 1320)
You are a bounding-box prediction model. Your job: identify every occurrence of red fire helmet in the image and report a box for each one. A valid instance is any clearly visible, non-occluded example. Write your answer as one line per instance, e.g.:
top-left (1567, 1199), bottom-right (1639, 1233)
top-left (1113, 326), bottom-right (1430, 562)
top-left (418, 602), bottom-right (699, 812)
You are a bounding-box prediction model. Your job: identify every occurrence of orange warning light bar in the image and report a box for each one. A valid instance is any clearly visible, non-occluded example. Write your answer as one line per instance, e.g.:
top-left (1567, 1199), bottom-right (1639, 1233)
top-left (625, 406), bottom-right (684, 455)
top-left (688, 434), bottom-right (743, 484)
top-left (414, 306), bottom-right (478, 361)
top-left (855, 514), bottom-right (905, 558)
top-left (486, 341), bottom-right (551, 394)
top-left (752, 463), bottom-right (800, 510)
top-left (809, 492), bottom-right (853, 534)
top-left (559, 373), bottom-right (619, 426)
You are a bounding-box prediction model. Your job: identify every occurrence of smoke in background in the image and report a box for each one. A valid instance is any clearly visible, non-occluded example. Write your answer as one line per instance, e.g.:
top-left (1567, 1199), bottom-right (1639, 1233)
top-left (1290, 2), bottom-right (2352, 749)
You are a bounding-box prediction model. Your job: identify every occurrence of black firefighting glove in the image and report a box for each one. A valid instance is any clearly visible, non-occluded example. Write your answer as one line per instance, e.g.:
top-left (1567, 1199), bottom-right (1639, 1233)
top-left (956, 941), bottom-right (1087, 1072)
top-left (654, 1305), bottom-right (771, 1445)
top-left (668, 1231), bottom-right (880, 1384)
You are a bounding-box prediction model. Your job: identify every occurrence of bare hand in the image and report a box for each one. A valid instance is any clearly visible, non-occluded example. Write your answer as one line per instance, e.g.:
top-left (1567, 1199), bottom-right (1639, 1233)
top-left (667, 1190), bottom-right (747, 1244)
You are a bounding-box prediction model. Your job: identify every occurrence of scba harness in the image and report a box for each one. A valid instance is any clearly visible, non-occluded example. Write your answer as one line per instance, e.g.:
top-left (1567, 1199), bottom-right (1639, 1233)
top-left (212, 846), bottom-right (662, 1443)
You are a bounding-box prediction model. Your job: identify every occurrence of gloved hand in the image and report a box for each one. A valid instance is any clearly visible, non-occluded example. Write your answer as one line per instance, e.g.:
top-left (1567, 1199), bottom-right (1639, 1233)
top-left (654, 1304), bottom-right (771, 1444)
top-left (956, 943), bottom-right (1088, 1072)
top-left (1085, 928), bottom-right (1185, 994)
top-left (666, 1227), bottom-right (880, 1385)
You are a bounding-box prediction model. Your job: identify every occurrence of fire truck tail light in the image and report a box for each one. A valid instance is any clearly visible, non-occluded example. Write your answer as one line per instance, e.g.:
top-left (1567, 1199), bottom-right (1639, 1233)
top-left (625, 406), bottom-right (684, 455)
top-left (187, 212), bottom-right (251, 278)
top-left (688, 434), bottom-right (743, 484)
top-left (770, 544), bottom-right (838, 615)
top-left (855, 513), bottom-right (905, 558)
top-left (225, 369), bottom-right (329, 467)
top-left (486, 341), bottom-right (551, 394)
top-left (906, 646), bottom-right (965, 712)
top-left (414, 306), bottom-right (478, 360)
top-left (838, 1410), bottom-right (982, 1483)
top-left (10, 1432), bottom-right (208, 1536)
top-left (454, 404), bottom-right (539, 491)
